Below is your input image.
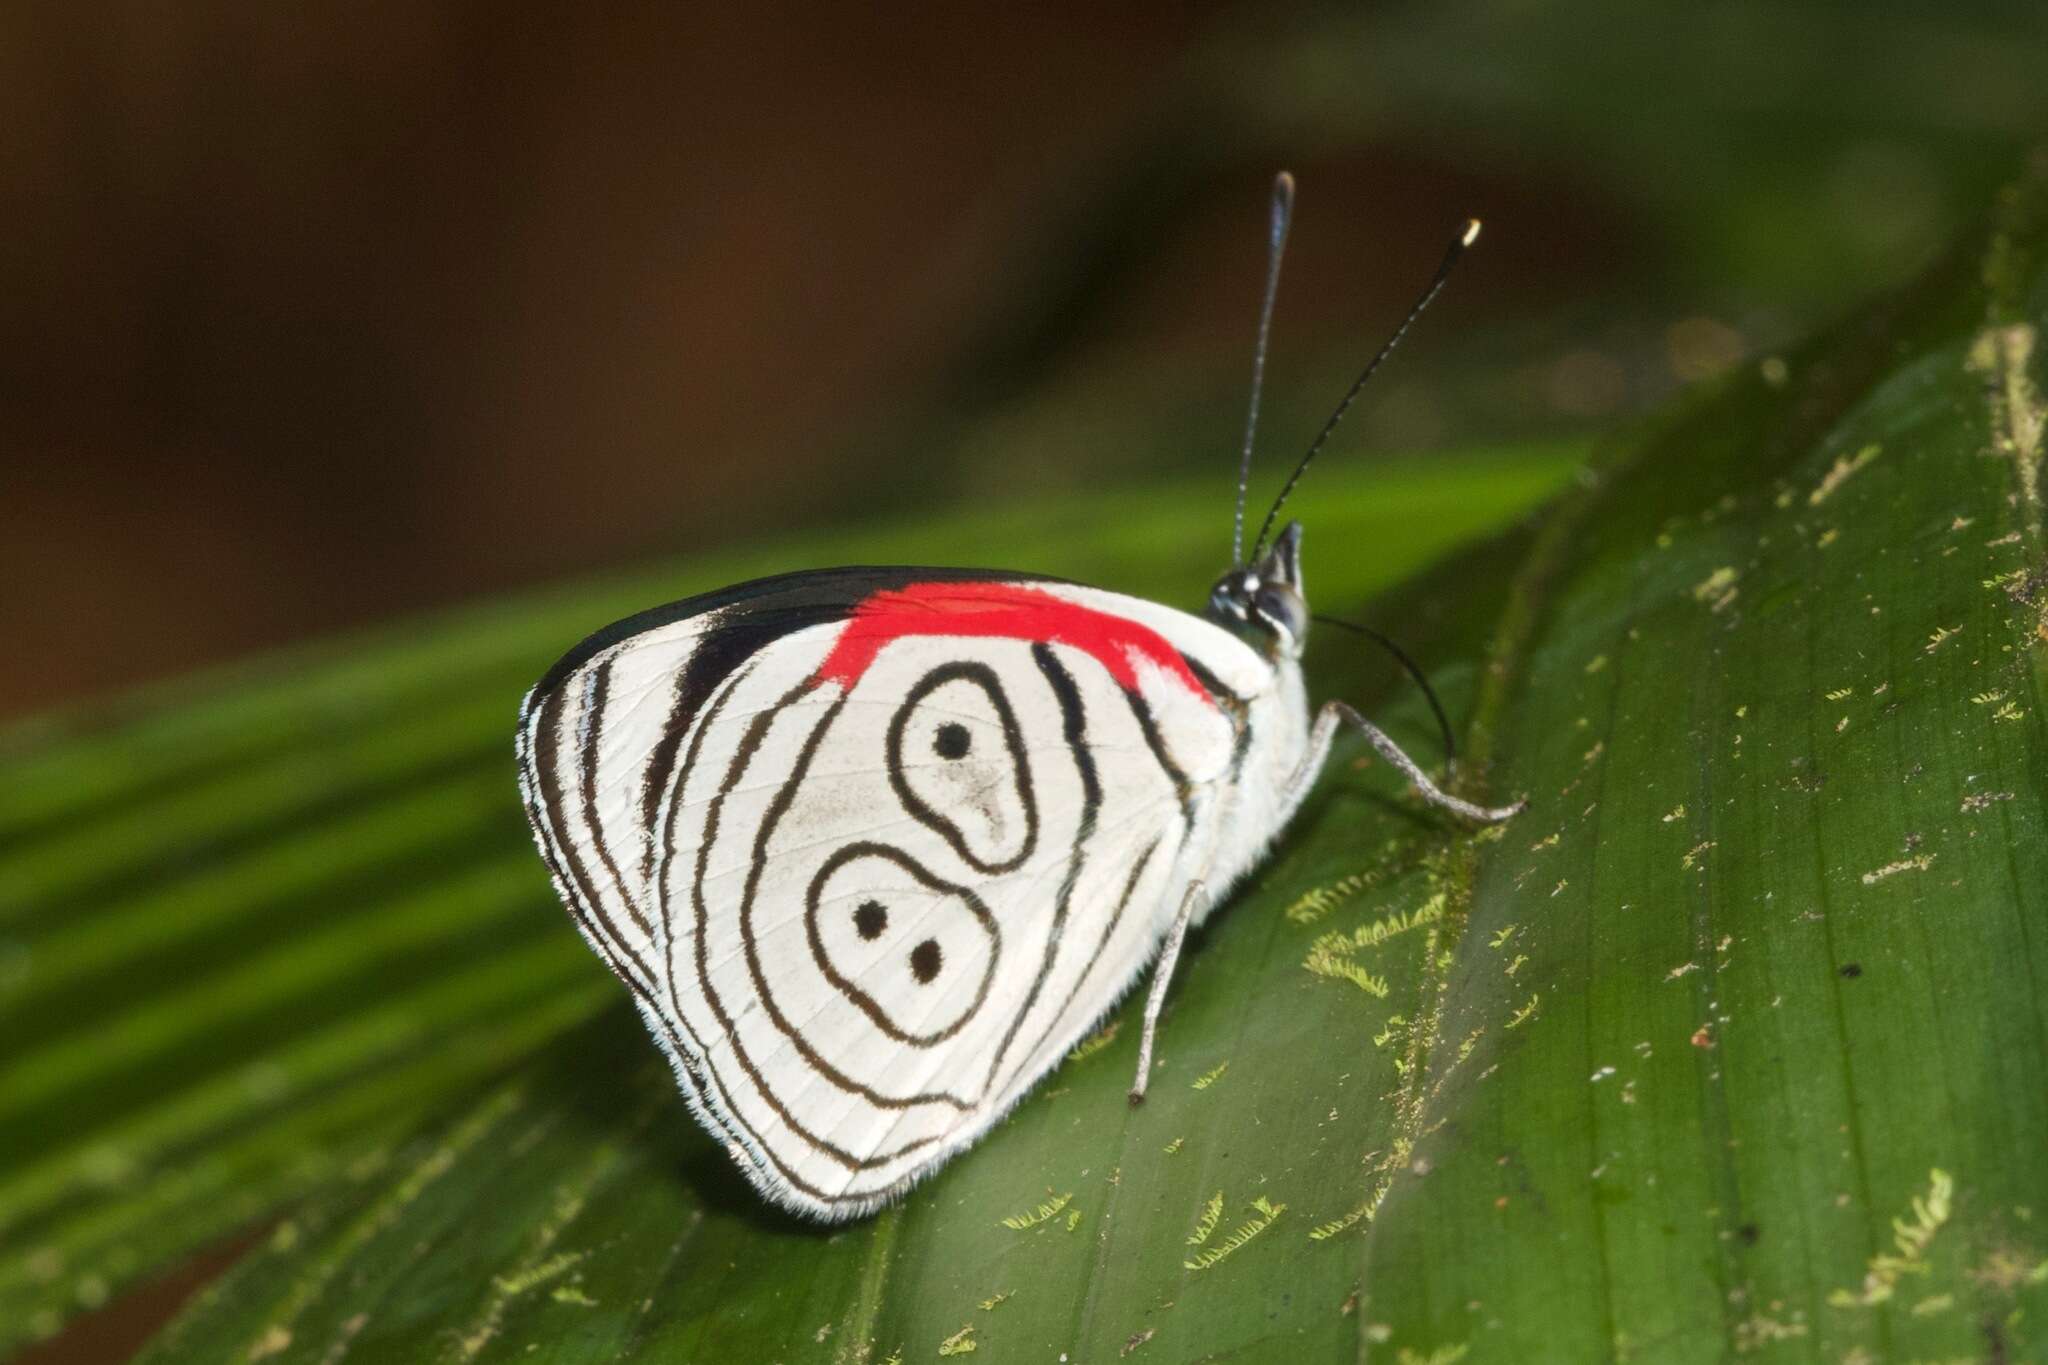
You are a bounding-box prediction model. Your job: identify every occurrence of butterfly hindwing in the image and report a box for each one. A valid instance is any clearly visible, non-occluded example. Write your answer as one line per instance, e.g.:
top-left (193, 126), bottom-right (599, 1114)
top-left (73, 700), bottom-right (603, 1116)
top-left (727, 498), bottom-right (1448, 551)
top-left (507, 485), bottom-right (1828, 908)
top-left (518, 569), bottom-right (1269, 1218)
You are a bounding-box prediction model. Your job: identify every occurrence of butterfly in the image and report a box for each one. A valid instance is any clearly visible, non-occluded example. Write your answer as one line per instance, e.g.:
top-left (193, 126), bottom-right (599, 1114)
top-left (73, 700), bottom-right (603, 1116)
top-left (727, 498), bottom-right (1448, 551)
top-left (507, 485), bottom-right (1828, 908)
top-left (515, 174), bottom-right (1521, 1221)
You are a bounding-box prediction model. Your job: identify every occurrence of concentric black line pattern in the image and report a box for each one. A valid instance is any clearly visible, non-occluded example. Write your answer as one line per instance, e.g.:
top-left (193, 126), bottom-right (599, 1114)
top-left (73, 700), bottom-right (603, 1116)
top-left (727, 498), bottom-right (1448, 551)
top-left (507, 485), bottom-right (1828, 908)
top-left (524, 681), bottom-right (656, 994)
top-left (649, 660), bottom-right (847, 1195)
top-left (803, 840), bottom-right (1001, 1044)
top-left (678, 680), bottom-right (955, 1177)
top-left (668, 639), bottom-right (1201, 1203)
top-left (1017, 832), bottom-right (1163, 1095)
top-left (971, 643), bottom-right (1104, 1097)
top-left (577, 660), bottom-right (657, 945)
top-left (884, 661), bottom-right (1038, 875)
top-left (519, 661), bottom-right (758, 1180)
top-left (519, 574), bottom-right (1253, 1212)
top-left (521, 566), bottom-right (1065, 885)
top-left (731, 683), bottom-right (980, 1114)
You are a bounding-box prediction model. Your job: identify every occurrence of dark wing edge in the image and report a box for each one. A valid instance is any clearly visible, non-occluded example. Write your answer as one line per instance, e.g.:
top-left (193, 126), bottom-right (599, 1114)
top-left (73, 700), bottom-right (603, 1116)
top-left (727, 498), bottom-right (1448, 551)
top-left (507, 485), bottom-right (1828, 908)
top-left (523, 564), bottom-right (1074, 710)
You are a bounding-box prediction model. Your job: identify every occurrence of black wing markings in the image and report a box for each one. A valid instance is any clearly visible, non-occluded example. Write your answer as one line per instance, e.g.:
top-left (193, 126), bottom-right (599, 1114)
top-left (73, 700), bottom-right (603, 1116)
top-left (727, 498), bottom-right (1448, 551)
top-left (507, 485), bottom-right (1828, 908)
top-left (883, 660), bottom-right (1039, 876)
top-left (576, 658), bottom-right (658, 946)
top-left (976, 643), bottom-right (1104, 1095)
top-left (524, 681), bottom-right (657, 993)
top-left (520, 566), bottom-right (1252, 1212)
top-left (526, 565), bottom-right (1068, 711)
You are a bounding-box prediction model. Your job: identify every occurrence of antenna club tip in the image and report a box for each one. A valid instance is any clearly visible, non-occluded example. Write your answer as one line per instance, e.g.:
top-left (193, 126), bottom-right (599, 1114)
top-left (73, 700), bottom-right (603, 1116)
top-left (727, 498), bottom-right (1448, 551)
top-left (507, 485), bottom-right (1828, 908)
top-left (1461, 218), bottom-right (1483, 247)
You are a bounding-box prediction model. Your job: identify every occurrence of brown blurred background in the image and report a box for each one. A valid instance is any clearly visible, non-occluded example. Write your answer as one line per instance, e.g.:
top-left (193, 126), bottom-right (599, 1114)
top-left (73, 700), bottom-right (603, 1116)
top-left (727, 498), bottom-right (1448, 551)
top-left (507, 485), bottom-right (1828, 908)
top-left (3, 0), bottom-right (2043, 721)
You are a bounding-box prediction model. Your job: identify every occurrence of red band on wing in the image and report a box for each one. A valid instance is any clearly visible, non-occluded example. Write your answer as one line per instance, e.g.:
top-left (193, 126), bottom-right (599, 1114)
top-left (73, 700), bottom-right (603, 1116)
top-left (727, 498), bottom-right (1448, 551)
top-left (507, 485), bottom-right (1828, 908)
top-left (813, 581), bottom-right (1209, 702)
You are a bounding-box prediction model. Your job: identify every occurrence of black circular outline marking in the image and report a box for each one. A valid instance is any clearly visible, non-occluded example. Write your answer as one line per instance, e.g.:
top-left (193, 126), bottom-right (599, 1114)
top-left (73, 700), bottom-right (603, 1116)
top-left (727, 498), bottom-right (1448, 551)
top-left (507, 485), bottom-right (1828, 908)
top-left (634, 622), bottom-right (1230, 1204)
top-left (702, 683), bottom-right (977, 1134)
top-left (534, 576), bottom-right (1244, 1213)
top-left (884, 662), bottom-right (1038, 875)
top-left (803, 841), bottom-right (1001, 1045)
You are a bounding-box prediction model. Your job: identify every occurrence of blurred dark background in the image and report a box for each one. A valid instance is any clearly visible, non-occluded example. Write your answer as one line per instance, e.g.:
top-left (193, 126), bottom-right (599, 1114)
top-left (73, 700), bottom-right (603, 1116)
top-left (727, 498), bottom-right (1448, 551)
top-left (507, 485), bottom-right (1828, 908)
top-left (3, 0), bottom-right (2044, 721)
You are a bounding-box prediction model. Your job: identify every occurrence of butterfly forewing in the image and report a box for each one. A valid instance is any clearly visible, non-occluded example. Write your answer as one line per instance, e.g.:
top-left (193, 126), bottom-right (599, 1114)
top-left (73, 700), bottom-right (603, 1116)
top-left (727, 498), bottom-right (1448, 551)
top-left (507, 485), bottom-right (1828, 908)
top-left (518, 570), bottom-right (1265, 1218)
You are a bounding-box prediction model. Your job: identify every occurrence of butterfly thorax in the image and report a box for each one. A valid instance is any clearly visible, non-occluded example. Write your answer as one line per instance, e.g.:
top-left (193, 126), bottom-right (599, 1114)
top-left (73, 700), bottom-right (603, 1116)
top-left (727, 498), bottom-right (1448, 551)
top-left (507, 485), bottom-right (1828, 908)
top-left (1186, 650), bottom-right (1311, 927)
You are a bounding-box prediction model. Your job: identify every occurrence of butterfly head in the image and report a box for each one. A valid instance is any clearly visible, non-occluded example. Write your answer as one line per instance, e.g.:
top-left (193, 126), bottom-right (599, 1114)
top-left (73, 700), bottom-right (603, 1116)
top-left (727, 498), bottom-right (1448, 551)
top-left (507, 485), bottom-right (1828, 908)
top-left (1208, 520), bottom-right (1308, 658)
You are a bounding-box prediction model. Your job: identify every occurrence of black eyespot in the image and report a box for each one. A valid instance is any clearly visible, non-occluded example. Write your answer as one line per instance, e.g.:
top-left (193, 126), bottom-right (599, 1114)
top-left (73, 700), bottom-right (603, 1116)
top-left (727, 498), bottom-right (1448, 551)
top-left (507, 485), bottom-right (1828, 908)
top-left (909, 938), bottom-right (942, 983)
top-left (854, 900), bottom-right (887, 940)
top-left (933, 723), bottom-right (971, 760)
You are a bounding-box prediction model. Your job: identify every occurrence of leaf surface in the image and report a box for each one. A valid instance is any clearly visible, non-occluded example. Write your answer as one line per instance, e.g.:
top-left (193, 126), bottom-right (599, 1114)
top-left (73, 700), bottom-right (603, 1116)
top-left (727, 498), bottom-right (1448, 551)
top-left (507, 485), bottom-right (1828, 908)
top-left (9, 171), bottom-right (2048, 1362)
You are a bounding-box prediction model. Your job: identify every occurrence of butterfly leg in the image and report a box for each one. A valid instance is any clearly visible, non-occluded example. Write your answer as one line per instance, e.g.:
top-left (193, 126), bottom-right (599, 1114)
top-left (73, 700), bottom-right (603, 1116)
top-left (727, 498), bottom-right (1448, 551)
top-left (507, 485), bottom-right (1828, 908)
top-left (1128, 879), bottom-right (1205, 1106)
top-left (1288, 701), bottom-right (1524, 824)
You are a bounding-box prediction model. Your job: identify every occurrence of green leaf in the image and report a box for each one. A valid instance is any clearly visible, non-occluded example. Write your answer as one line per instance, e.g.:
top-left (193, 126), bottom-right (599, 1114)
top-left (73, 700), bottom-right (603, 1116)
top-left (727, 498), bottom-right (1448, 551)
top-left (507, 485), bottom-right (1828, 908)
top-left (0, 448), bottom-right (1571, 1358)
top-left (13, 161), bottom-right (2048, 1359)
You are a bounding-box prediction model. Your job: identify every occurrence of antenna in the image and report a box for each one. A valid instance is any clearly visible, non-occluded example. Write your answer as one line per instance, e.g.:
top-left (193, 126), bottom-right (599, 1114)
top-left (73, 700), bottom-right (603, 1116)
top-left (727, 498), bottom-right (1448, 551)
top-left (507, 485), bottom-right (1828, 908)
top-left (1248, 217), bottom-right (1481, 561)
top-left (1313, 614), bottom-right (1458, 767)
top-left (1231, 171), bottom-right (1296, 565)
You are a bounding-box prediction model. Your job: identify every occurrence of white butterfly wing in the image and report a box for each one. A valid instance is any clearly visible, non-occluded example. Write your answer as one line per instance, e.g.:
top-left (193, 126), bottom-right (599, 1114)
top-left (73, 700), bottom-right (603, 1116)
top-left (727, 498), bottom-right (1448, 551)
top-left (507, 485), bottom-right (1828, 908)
top-left (518, 572), bottom-right (1269, 1219)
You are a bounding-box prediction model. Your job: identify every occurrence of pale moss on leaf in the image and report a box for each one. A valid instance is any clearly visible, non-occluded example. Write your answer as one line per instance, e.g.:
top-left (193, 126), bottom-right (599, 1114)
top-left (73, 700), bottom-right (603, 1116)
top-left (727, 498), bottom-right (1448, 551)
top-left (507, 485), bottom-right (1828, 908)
top-left (1730, 1313), bottom-right (1809, 1351)
top-left (490, 1250), bottom-right (586, 1299)
top-left (1308, 1190), bottom-right (1382, 1241)
top-left (998, 1192), bottom-right (1072, 1231)
top-left (1828, 1169), bottom-right (1954, 1308)
top-left (1183, 1197), bottom-right (1286, 1271)
top-left (1861, 854), bottom-right (1936, 885)
top-left (1395, 1343), bottom-right (1470, 1365)
top-left (1187, 1191), bottom-right (1224, 1246)
top-left (1303, 895), bottom-right (1444, 998)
